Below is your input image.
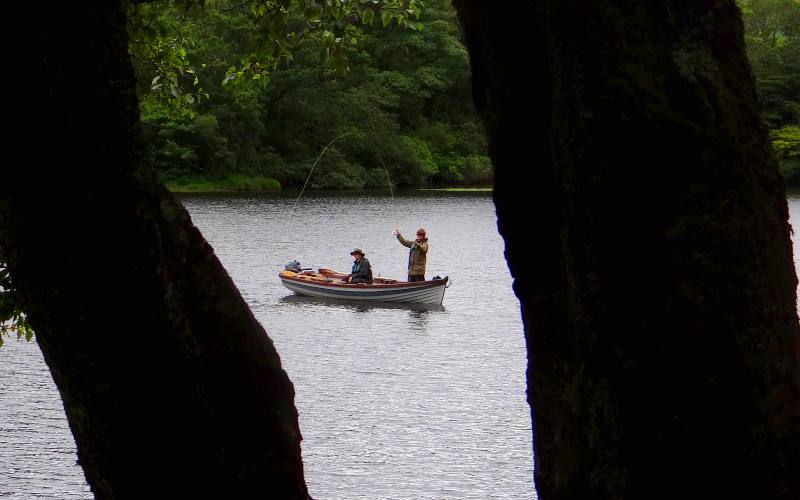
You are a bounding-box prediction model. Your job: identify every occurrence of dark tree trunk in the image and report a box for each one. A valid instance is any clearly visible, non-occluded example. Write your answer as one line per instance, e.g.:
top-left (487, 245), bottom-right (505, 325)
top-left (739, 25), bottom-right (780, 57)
top-left (453, 0), bottom-right (800, 499)
top-left (1, 4), bottom-right (308, 498)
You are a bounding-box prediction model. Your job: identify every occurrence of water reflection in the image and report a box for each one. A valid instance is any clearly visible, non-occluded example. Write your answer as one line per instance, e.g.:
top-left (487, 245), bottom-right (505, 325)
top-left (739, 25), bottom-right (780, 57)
top-left (406, 308), bottom-right (434, 332)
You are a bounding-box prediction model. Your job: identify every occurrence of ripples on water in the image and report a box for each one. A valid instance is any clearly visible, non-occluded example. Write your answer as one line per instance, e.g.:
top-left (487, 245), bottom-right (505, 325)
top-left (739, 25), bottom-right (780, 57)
top-left (10, 190), bottom-right (800, 498)
top-left (0, 340), bottom-right (93, 499)
top-left (1, 190), bottom-right (538, 498)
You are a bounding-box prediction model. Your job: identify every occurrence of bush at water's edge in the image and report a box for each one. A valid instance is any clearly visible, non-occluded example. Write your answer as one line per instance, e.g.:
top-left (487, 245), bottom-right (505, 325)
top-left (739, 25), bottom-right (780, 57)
top-left (166, 175), bottom-right (281, 192)
top-left (164, 173), bottom-right (492, 193)
top-left (774, 126), bottom-right (800, 186)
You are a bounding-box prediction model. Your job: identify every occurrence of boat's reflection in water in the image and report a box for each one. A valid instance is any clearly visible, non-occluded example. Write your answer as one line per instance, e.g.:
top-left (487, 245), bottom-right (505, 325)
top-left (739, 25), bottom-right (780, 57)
top-left (278, 294), bottom-right (446, 314)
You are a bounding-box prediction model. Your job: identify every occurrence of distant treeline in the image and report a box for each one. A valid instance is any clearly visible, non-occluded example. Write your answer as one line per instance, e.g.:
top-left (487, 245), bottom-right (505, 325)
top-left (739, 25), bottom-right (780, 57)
top-left (130, 0), bottom-right (799, 190)
top-left (131, 0), bottom-right (490, 191)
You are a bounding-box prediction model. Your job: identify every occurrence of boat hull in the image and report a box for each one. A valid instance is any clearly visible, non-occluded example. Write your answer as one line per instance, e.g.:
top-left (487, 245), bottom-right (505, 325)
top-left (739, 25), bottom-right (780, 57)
top-left (280, 275), bottom-right (448, 304)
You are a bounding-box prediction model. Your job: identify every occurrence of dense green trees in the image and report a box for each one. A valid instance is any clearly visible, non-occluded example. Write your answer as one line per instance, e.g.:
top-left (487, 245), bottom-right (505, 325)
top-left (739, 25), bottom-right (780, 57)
top-left (125, 0), bottom-right (800, 190)
top-left (130, 0), bottom-right (489, 190)
top-left (741, 0), bottom-right (800, 182)
top-left (126, 0), bottom-right (800, 190)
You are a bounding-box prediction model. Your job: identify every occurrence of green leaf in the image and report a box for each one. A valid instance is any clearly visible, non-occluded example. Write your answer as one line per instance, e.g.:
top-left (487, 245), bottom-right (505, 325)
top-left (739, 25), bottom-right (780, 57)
top-left (381, 11), bottom-right (392, 27)
top-left (362, 8), bottom-right (374, 25)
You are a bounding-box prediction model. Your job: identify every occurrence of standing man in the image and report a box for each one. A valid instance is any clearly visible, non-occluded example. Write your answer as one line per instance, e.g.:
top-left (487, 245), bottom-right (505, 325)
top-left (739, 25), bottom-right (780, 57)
top-left (345, 248), bottom-right (373, 284)
top-left (395, 227), bottom-right (428, 282)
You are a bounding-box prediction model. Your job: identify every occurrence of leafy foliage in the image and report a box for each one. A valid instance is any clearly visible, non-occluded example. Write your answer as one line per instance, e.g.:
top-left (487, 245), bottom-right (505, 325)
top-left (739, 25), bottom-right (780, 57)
top-left (740, 0), bottom-right (800, 181)
top-left (771, 125), bottom-right (800, 181)
top-left (0, 248), bottom-right (34, 348)
top-left (128, 0), bottom-right (490, 189)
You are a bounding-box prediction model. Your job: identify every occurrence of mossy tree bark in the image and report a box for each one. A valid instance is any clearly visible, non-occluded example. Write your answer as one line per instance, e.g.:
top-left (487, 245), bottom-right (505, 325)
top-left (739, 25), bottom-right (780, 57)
top-left (1, 4), bottom-right (309, 498)
top-left (453, 0), bottom-right (800, 498)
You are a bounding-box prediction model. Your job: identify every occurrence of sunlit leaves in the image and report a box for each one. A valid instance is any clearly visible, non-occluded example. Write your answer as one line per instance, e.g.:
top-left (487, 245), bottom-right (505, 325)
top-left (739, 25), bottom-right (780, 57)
top-left (0, 251), bottom-right (34, 348)
top-left (770, 125), bottom-right (800, 181)
top-left (223, 58), bottom-right (274, 88)
top-left (127, 2), bottom-right (209, 117)
top-left (772, 125), bottom-right (800, 161)
top-left (362, 8), bottom-right (374, 25)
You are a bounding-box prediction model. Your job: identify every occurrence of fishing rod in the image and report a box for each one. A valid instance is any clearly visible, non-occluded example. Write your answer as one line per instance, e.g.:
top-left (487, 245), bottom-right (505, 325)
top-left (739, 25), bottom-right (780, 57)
top-left (289, 130), bottom-right (358, 217)
top-left (288, 129), bottom-right (397, 224)
top-left (280, 129), bottom-right (398, 275)
top-left (277, 131), bottom-right (359, 254)
top-left (375, 149), bottom-right (398, 231)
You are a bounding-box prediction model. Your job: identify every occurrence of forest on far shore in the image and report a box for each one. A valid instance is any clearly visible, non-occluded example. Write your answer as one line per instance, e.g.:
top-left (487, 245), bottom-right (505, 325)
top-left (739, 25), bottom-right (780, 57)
top-left (128, 0), bottom-right (798, 191)
top-left (130, 0), bottom-right (489, 191)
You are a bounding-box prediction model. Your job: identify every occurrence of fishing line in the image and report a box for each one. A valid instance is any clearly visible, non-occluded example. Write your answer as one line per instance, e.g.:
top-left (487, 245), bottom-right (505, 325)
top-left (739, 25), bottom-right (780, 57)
top-left (289, 130), bottom-right (357, 217)
top-left (376, 149), bottom-right (398, 231)
top-left (277, 131), bottom-right (357, 251)
top-left (280, 130), bottom-right (399, 275)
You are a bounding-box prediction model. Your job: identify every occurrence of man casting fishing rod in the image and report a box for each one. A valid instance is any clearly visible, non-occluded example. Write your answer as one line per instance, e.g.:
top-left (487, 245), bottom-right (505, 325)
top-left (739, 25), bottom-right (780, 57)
top-left (395, 227), bottom-right (429, 282)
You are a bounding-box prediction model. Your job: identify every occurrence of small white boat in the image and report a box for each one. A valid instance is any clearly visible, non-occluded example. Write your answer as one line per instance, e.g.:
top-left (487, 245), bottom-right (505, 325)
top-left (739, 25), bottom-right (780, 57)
top-left (279, 267), bottom-right (449, 305)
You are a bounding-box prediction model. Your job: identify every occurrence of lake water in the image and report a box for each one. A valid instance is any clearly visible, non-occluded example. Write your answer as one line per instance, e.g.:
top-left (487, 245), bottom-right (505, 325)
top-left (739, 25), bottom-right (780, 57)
top-left (8, 189), bottom-right (800, 499)
top-left (0, 191), bottom-right (535, 499)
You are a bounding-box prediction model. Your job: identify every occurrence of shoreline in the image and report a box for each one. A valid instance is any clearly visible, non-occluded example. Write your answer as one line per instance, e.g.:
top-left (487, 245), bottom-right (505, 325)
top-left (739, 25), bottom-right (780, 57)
top-left (166, 182), bottom-right (492, 194)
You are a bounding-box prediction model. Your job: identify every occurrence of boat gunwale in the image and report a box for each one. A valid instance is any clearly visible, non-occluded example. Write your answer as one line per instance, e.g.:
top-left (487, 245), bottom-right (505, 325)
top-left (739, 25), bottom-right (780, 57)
top-left (279, 274), bottom-right (448, 289)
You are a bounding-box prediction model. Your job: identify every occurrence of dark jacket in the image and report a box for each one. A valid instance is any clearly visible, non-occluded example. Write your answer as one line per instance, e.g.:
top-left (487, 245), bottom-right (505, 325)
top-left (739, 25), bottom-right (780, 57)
top-left (350, 257), bottom-right (373, 283)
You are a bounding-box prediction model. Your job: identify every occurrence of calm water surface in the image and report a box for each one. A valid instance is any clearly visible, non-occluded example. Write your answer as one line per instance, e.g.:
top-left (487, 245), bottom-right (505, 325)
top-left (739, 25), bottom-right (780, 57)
top-left (10, 191), bottom-right (800, 498)
top-left (0, 191), bottom-right (535, 499)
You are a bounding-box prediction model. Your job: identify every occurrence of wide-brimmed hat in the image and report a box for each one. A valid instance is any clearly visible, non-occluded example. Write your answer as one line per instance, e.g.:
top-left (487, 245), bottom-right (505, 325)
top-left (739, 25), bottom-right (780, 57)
top-left (350, 248), bottom-right (365, 256)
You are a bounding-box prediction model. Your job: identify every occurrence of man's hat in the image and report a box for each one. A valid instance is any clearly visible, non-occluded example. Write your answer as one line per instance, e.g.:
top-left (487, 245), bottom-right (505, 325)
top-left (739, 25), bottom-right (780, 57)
top-left (350, 248), bottom-right (365, 256)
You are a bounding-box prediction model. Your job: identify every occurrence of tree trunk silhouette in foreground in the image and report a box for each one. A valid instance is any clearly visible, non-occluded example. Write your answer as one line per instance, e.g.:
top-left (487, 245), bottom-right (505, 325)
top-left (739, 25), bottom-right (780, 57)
top-left (1, 4), bottom-right (308, 498)
top-left (453, 0), bottom-right (800, 498)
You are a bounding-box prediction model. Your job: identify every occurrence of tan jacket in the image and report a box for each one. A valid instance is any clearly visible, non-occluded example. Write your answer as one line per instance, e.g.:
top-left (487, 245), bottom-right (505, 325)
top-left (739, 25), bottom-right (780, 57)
top-left (397, 233), bottom-right (428, 276)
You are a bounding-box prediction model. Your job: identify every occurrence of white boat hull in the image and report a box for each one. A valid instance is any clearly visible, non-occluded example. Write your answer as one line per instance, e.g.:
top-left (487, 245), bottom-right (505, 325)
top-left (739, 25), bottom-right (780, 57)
top-left (280, 275), bottom-right (448, 305)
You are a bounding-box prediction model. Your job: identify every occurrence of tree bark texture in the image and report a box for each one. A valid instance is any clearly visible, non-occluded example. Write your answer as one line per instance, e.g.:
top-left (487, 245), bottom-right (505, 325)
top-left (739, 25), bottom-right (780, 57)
top-left (453, 0), bottom-right (800, 498)
top-left (1, 4), bottom-right (309, 498)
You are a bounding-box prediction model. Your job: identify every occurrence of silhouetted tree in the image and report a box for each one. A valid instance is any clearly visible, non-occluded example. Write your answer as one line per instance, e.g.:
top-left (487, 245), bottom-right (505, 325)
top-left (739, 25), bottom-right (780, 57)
top-left (1, 4), bottom-right (308, 498)
top-left (454, 0), bottom-right (800, 498)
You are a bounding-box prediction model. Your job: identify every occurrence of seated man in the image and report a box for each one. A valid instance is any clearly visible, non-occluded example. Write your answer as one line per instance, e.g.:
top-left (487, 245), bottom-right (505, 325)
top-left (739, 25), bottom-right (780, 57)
top-left (345, 248), bottom-right (373, 284)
